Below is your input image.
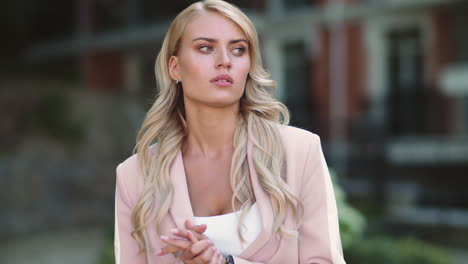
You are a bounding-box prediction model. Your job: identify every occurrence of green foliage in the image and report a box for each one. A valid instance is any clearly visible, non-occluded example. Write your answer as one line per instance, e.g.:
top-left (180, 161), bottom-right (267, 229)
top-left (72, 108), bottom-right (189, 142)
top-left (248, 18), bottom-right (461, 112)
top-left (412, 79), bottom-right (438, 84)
top-left (345, 236), bottom-right (455, 264)
top-left (330, 169), bottom-right (455, 264)
top-left (330, 169), bottom-right (366, 249)
top-left (98, 229), bottom-right (115, 264)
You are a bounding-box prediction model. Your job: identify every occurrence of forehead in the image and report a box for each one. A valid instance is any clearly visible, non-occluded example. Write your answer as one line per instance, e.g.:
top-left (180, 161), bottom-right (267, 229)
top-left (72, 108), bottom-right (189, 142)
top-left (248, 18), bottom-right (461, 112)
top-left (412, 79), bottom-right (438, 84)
top-left (182, 11), bottom-right (247, 42)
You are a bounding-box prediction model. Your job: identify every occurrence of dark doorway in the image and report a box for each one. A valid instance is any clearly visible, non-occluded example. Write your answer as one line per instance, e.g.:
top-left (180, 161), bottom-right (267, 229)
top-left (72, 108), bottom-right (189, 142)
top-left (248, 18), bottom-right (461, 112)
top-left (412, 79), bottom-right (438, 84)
top-left (283, 42), bottom-right (316, 131)
top-left (386, 28), bottom-right (428, 137)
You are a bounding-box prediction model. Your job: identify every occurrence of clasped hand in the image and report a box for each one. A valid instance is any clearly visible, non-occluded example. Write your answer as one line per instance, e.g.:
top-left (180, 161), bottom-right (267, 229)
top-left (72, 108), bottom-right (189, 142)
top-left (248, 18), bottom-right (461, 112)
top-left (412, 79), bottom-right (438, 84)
top-left (157, 219), bottom-right (226, 264)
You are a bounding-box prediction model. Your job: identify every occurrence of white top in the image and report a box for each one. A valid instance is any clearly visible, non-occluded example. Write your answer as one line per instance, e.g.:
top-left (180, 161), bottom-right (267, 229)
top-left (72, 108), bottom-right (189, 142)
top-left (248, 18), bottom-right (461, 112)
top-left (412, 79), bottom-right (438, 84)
top-left (193, 202), bottom-right (262, 257)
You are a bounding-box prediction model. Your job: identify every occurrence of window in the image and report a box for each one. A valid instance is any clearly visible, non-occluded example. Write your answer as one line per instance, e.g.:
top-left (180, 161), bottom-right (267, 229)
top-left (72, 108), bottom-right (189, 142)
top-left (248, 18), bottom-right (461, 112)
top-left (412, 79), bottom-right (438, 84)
top-left (452, 4), bottom-right (468, 63)
top-left (386, 28), bottom-right (429, 136)
top-left (283, 42), bottom-right (316, 131)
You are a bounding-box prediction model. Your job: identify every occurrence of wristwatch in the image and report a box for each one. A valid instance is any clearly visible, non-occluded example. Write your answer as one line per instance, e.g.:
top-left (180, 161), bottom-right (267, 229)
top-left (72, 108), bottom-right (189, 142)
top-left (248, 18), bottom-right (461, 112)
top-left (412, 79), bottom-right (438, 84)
top-left (225, 255), bottom-right (234, 264)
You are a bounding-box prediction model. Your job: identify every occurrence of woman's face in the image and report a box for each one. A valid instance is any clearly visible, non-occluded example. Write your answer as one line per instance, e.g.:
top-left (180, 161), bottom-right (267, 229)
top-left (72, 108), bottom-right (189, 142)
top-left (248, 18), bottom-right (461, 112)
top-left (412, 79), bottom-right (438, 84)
top-left (169, 11), bottom-right (251, 108)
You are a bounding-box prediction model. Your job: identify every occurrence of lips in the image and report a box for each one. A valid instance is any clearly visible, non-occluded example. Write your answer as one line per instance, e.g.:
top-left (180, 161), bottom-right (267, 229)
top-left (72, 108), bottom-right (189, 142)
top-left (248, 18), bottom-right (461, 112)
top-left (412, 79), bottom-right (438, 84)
top-left (210, 74), bottom-right (233, 86)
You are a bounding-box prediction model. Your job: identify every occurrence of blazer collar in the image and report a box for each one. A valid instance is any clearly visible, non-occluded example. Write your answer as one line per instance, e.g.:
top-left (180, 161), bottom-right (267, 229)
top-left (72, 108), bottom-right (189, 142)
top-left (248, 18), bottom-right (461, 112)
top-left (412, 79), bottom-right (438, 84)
top-left (168, 132), bottom-right (274, 259)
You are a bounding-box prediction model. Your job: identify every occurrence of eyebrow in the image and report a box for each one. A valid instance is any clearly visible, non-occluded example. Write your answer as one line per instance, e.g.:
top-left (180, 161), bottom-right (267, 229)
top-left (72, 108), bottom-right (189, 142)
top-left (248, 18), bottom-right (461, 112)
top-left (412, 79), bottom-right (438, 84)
top-left (192, 37), bottom-right (248, 45)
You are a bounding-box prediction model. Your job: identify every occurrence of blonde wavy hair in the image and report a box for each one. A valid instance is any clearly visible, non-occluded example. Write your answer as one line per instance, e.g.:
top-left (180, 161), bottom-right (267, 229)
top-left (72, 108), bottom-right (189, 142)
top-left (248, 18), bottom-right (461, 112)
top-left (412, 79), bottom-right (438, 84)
top-left (132, 0), bottom-right (304, 253)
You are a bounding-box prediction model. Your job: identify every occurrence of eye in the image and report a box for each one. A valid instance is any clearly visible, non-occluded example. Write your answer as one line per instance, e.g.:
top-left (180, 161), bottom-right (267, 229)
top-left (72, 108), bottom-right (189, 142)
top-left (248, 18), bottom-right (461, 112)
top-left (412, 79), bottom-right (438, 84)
top-left (232, 47), bottom-right (246, 56)
top-left (199, 45), bottom-right (213, 53)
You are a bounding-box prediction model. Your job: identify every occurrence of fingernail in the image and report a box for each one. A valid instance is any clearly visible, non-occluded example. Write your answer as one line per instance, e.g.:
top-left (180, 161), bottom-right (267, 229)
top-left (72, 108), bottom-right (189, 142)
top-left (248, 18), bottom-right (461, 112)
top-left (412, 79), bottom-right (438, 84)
top-left (155, 249), bottom-right (163, 256)
top-left (160, 235), bottom-right (169, 240)
top-left (171, 228), bottom-right (178, 234)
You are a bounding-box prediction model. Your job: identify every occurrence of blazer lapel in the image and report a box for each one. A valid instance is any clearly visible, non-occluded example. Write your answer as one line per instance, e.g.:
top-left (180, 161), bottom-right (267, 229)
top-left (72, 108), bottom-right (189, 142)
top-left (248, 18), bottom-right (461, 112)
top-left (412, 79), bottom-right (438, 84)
top-left (238, 131), bottom-right (274, 259)
top-left (168, 133), bottom-right (274, 258)
top-left (169, 150), bottom-right (194, 229)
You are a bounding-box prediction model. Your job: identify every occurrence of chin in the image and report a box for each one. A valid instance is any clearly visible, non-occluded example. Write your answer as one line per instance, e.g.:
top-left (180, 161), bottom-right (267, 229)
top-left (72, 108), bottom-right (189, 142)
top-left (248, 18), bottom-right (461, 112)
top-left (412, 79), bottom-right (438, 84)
top-left (185, 91), bottom-right (243, 108)
top-left (201, 93), bottom-right (242, 107)
top-left (206, 98), bottom-right (240, 108)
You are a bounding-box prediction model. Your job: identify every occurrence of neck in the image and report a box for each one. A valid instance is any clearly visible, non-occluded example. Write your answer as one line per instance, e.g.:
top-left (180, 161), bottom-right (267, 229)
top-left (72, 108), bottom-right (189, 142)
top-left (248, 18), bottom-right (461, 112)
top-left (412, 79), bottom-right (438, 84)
top-left (182, 101), bottom-right (239, 158)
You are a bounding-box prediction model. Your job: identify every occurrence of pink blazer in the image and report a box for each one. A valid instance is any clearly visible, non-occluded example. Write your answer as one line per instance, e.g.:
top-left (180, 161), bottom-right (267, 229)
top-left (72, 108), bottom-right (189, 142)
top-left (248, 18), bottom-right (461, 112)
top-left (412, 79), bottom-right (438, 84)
top-left (115, 125), bottom-right (346, 263)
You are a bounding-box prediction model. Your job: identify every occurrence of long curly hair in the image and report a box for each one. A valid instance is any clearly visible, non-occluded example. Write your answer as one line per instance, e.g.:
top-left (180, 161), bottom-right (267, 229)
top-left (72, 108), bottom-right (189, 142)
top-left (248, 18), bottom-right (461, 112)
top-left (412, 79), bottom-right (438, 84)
top-left (132, 0), bottom-right (304, 254)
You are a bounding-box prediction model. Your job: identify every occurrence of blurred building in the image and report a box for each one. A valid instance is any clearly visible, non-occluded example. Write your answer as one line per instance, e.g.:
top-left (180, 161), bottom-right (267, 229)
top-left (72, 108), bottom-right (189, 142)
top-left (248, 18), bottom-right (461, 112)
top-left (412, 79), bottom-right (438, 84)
top-left (26, 0), bottom-right (468, 247)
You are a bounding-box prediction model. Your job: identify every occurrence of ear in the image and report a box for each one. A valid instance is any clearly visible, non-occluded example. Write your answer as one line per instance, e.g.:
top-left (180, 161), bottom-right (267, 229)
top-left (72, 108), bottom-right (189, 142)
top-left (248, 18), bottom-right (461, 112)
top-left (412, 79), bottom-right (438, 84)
top-left (168, 55), bottom-right (181, 82)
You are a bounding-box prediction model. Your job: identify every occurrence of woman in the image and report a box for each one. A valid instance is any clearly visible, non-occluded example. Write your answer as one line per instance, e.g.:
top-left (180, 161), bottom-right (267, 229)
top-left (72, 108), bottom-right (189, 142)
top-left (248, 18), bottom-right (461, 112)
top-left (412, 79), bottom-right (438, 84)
top-left (114, 0), bottom-right (346, 263)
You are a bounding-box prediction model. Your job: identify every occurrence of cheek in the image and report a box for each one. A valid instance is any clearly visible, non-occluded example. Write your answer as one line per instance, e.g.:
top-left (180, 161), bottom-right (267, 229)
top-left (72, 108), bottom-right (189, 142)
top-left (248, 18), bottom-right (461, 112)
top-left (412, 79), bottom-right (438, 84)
top-left (240, 56), bottom-right (251, 72)
top-left (182, 63), bottom-right (203, 81)
top-left (179, 54), bottom-right (209, 80)
top-left (238, 60), bottom-right (251, 80)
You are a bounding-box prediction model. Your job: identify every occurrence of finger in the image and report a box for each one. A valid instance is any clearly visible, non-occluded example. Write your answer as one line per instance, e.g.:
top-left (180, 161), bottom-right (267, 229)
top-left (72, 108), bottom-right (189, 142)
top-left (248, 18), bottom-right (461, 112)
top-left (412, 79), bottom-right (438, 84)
top-left (160, 235), bottom-right (191, 249)
top-left (182, 240), bottom-right (213, 260)
top-left (192, 224), bottom-right (208, 234)
top-left (211, 248), bottom-right (222, 264)
top-left (218, 250), bottom-right (224, 264)
top-left (156, 244), bottom-right (184, 256)
top-left (185, 219), bottom-right (208, 234)
top-left (192, 245), bottom-right (216, 263)
top-left (172, 227), bottom-right (207, 241)
top-left (209, 250), bottom-right (218, 264)
top-left (187, 230), bottom-right (198, 243)
top-left (190, 239), bottom-right (214, 254)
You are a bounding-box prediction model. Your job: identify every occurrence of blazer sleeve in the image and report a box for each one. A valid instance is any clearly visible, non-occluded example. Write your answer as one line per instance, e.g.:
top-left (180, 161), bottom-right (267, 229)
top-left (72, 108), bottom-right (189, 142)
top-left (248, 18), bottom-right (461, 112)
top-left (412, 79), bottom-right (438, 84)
top-left (231, 257), bottom-right (264, 264)
top-left (298, 134), bottom-right (346, 264)
top-left (229, 135), bottom-right (346, 264)
top-left (114, 163), bottom-right (147, 264)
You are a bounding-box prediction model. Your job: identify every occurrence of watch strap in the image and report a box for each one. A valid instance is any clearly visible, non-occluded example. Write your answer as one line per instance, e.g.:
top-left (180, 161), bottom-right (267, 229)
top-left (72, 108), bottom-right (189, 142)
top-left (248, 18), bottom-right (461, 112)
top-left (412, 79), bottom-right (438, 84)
top-left (225, 255), bottom-right (234, 264)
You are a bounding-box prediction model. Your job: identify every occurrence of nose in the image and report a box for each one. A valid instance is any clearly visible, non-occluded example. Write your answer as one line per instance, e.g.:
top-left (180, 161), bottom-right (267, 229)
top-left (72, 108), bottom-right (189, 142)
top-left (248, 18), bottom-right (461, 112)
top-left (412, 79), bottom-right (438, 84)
top-left (216, 49), bottom-right (231, 70)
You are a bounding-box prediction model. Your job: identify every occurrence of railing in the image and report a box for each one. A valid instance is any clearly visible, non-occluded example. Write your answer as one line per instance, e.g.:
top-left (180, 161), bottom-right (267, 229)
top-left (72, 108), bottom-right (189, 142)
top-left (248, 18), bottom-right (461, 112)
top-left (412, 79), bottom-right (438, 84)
top-left (386, 88), bottom-right (450, 137)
